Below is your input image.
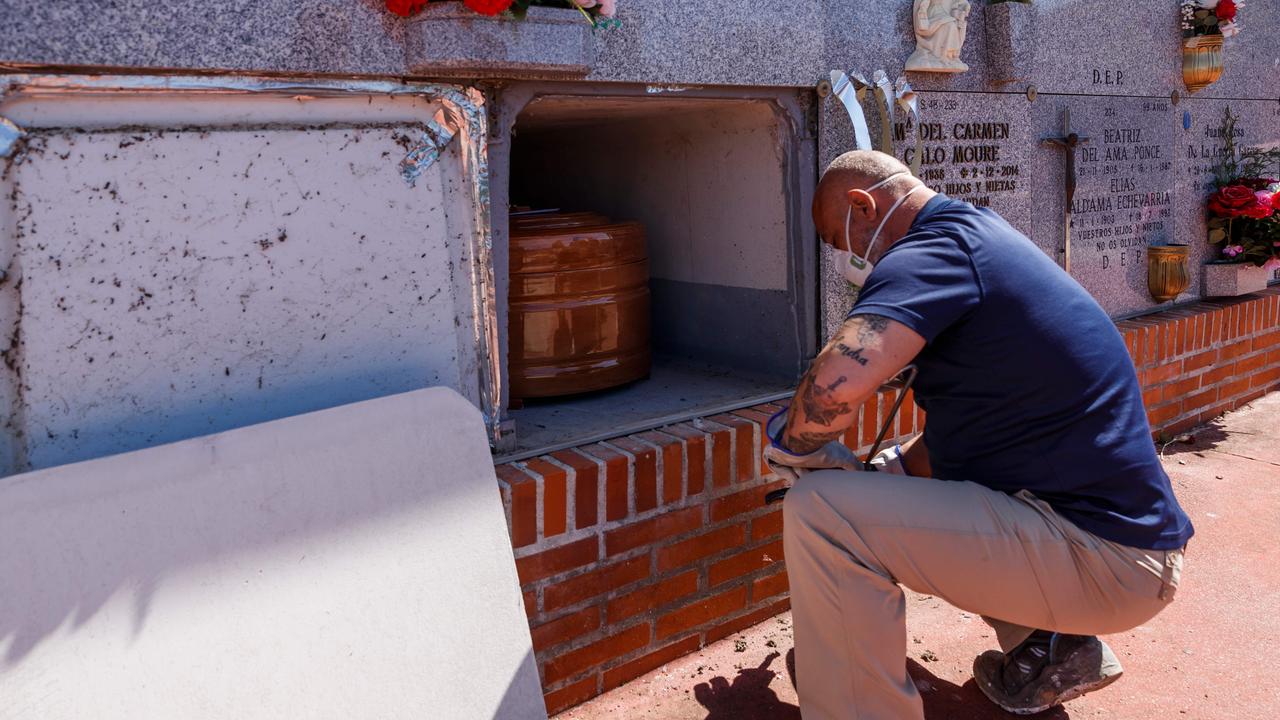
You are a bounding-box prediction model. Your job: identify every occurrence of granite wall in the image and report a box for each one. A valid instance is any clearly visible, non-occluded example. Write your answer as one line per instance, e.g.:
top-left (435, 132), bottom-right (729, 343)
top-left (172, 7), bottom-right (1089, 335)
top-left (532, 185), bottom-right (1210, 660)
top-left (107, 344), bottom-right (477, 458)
top-left (2, 1), bottom-right (1276, 98)
top-left (5, 0), bottom-right (1274, 329)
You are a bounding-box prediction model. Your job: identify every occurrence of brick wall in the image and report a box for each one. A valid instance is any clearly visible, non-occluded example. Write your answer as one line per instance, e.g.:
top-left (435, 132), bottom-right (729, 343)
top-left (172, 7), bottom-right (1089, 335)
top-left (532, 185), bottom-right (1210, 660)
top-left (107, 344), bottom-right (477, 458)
top-left (496, 287), bottom-right (1280, 715)
top-left (1123, 287), bottom-right (1280, 436)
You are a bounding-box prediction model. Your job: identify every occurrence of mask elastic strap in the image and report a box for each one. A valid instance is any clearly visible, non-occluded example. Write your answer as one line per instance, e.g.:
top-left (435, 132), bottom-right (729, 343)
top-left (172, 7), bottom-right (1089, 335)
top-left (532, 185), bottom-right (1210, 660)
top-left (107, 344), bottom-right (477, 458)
top-left (841, 171), bottom-right (918, 258)
top-left (866, 183), bottom-right (922, 255)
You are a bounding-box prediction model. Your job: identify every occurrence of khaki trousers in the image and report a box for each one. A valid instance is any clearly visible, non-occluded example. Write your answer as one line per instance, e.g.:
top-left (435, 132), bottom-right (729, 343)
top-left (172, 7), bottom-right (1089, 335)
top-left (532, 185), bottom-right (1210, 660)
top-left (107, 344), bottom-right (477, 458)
top-left (782, 469), bottom-right (1183, 720)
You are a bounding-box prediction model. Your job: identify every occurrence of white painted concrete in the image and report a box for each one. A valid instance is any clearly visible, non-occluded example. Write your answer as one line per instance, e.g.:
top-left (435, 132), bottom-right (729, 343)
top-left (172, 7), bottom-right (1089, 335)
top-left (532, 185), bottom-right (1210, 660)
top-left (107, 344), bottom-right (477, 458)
top-left (0, 91), bottom-right (481, 473)
top-left (0, 387), bottom-right (546, 720)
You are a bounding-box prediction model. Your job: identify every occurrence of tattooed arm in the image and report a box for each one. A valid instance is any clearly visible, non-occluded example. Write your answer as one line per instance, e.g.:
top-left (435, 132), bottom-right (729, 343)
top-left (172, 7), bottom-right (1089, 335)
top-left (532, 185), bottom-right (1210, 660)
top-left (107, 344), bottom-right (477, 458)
top-left (782, 314), bottom-right (925, 454)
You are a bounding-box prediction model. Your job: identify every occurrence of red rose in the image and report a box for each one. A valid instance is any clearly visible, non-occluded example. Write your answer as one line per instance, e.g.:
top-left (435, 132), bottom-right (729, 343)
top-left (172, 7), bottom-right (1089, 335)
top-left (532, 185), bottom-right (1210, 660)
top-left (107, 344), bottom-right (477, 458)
top-left (1240, 199), bottom-right (1274, 220)
top-left (464, 0), bottom-right (514, 15)
top-left (1208, 184), bottom-right (1259, 217)
top-left (386, 0), bottom-right (429, 17)
top-left (1215, 0), bottom-right (1236, 21)
top-left (1273, 191), bottom-right (1280, 211)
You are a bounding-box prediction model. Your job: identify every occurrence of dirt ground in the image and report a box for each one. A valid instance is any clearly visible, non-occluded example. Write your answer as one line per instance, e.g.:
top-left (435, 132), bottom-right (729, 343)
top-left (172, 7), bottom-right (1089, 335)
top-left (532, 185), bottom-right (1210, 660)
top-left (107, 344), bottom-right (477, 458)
top-left (556, 392), bottom-right (1280, 720)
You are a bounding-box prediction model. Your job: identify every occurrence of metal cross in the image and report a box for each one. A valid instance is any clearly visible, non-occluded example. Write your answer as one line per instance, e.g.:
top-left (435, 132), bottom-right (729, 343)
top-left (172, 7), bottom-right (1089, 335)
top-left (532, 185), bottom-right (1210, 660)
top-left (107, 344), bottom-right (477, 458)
top-left (1041, 108), bottom-right (1090, 274)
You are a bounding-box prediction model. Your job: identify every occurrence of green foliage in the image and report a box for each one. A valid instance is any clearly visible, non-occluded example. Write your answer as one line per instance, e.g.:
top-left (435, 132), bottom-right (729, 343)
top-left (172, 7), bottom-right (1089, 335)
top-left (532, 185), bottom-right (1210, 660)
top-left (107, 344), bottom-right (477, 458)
top-left (1207, 107), bottom-right (1280, 267)
top-left (1211, 107), bottom-right (1280, 190)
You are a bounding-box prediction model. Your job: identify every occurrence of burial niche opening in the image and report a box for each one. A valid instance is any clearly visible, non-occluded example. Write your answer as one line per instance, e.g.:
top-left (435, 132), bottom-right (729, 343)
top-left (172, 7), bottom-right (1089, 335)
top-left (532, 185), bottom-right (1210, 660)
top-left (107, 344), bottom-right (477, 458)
top-left (504, 94), bottom-right (810, 458)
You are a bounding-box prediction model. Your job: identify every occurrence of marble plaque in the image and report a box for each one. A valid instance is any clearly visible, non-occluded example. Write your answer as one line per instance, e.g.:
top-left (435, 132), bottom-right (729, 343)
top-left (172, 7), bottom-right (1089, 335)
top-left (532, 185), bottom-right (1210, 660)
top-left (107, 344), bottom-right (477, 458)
top-left (1029, 0), bottom-right (1181, 97)
top-left (1176, 98), bottom-right (1280, 258)
top-left (1031, 95), bottom-right (1184, 316)
top-left (893, 91), bottom-right (1034, 235)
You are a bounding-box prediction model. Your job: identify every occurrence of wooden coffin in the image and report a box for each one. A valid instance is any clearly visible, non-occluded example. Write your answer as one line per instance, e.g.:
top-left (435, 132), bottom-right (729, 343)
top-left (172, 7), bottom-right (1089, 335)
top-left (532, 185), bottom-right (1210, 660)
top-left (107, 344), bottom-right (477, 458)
top-left (508, 214), bottom-right (651, 399)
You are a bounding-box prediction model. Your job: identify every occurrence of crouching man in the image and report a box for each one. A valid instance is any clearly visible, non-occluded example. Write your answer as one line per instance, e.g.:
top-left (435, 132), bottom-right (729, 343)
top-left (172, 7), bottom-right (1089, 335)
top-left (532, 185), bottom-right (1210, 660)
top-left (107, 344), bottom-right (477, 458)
top-left (767, 150), bottom-right (1192, 719)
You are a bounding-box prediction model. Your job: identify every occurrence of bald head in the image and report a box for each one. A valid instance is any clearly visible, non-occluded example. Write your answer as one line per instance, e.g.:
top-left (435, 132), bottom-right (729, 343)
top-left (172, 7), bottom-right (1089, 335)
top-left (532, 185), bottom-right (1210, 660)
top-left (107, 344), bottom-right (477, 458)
top-left (812, 150), bottom-right (933, 257)
top-left (815, 150), bottom-right (913, 215)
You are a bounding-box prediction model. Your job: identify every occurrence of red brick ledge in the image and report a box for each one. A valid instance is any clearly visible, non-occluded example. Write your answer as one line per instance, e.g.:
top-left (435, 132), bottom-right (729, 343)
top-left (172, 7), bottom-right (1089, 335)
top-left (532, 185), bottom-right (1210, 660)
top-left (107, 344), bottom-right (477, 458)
top-left (498, 287), bottom-right (1280, 715)
top-left (1122, 287), bottom-right (1280, 437)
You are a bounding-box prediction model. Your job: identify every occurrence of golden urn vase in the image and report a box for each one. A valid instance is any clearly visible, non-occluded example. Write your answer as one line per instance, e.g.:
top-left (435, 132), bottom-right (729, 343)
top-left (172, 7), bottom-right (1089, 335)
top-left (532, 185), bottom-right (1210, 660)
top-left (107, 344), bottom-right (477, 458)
top-left (1182, 34), bottom-right (1224, 93)
top-left (1147, 244), bottom-right (1191, 303)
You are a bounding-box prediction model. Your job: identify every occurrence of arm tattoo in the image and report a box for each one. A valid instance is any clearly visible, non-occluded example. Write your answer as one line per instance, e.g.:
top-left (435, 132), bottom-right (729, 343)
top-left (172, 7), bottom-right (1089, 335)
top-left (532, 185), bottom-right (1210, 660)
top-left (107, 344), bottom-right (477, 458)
top-left (795, 372), bottom-right (851, 427)
top-left (783, 314), bottom-right (894, 454)
top-left (834, 343), bottom-right (869, 366)
top-left (854, 314), bottom-right (890, 347)
top-left (791, 429), bottom-right (844, 452)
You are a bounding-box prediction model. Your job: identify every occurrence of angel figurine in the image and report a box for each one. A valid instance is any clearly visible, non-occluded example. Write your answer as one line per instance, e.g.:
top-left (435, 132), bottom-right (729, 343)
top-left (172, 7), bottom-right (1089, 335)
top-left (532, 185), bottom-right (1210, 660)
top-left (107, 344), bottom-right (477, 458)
top-left (905, 0), bottom-right (971, 73)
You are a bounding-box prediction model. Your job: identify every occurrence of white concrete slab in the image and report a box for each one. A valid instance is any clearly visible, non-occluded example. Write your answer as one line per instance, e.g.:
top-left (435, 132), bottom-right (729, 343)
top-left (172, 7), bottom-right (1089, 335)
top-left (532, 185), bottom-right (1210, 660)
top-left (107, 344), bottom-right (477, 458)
top-left (0, 387), bottom-right (545, 720)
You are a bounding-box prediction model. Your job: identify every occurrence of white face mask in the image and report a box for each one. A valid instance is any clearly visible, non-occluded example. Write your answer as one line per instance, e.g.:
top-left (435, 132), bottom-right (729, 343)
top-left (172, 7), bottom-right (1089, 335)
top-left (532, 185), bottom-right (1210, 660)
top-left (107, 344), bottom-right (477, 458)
top-left (832, 171), bottom-right (923, 291)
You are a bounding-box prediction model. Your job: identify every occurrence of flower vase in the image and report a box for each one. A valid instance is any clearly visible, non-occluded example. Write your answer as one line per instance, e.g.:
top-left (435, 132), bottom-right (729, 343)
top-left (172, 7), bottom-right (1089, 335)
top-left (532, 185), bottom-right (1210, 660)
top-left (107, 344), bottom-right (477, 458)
top-left (1203, 261), bottom-right (1270, 297)
top-left (1182, 34), bottom-right (1224, 94)
top-left (1147, 244), bottom-right (1191, 303)
top-left (404, 2), bottom-right (594, 79)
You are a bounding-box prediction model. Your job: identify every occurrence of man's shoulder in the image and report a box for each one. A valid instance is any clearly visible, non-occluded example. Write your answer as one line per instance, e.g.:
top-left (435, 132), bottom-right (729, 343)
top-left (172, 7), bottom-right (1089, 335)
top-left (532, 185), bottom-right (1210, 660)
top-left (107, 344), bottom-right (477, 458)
top-left (882, 225), bottom-right (972, 266)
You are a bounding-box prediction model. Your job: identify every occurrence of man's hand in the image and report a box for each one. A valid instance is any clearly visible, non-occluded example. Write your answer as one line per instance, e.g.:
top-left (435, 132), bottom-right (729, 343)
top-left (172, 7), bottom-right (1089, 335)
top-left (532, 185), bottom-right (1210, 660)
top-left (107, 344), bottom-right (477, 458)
top-left (764, 408), bottom-right (863, 482)
top-left (781, 313), bottom-right (925, 454)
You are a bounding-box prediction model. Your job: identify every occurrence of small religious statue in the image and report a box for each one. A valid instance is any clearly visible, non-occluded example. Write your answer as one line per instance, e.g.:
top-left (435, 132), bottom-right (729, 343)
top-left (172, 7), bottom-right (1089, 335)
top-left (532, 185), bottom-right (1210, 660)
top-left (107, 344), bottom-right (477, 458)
top-left (905, 0), bottom-right (971, 73)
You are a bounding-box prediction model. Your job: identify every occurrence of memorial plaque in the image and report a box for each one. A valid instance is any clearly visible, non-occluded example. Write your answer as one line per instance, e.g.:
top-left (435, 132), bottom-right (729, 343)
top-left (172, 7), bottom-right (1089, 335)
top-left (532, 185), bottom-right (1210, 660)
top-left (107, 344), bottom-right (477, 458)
top-left (1175, 98), bottom-right (1280, 278)
top-left (894, 92), bottom-right (1034, 234)
top-left (1032, 96), bottom-right (1182, 316)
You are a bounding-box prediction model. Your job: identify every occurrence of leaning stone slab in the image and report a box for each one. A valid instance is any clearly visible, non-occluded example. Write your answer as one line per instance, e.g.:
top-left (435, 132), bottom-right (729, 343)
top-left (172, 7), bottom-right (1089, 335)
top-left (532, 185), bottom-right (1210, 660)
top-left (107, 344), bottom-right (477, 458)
top-left (0, 387), bottom-right (546, 720)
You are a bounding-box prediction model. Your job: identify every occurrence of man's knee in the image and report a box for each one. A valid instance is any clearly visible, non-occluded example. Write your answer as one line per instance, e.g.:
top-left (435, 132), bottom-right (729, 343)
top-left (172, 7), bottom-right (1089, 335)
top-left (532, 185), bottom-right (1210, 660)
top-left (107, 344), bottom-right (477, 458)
top-left (782, 469), bottom-right (898, 581)
top-left (782, 469), bottom-right (873, 531)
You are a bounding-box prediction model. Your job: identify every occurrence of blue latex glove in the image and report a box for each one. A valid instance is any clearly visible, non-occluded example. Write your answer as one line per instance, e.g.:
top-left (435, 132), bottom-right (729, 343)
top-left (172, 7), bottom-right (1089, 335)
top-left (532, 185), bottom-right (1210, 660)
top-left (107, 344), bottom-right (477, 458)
top-left (763, 407), bottom-right (863, 482)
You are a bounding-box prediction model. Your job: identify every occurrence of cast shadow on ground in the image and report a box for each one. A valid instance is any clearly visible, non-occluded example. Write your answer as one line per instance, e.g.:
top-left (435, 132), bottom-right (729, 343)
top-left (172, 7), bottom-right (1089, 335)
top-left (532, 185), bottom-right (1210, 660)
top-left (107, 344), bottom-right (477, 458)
top-left (690, 651), bottom-right (1070, 719)
top-left (907, 659), bottom-right (1070, 720)
top-left (694, 651), bottom-right (800, 720)
top-left (1154, 417), bottom-right (1231, 458)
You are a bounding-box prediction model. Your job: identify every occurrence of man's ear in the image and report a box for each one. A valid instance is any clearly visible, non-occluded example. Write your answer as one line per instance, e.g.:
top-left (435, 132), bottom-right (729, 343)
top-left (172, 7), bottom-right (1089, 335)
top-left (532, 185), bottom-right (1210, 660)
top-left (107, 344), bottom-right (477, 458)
top-left (846, 188), bottom-right (877, 222)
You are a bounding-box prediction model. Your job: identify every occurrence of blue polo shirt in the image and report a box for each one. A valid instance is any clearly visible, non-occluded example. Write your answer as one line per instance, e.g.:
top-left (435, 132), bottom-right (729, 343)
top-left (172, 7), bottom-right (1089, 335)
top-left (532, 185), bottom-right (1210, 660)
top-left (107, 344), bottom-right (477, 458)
top-left (850, 195), bottom-right (1193, 551)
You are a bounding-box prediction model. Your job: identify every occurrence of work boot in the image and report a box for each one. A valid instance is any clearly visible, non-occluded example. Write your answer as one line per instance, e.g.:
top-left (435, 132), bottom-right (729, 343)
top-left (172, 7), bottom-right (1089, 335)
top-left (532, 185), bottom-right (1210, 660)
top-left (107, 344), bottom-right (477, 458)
top-left (972, 630), bottom-right (1123, 715)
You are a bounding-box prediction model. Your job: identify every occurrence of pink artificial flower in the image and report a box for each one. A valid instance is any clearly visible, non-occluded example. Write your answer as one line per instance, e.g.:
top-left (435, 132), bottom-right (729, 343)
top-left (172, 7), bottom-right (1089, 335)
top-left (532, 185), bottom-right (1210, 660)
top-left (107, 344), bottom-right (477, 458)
top-left (1254, 190), bottom-right (1275, 210)
top-left (597, 0), bottom-right (617, 15)
top-left (1223, 244), bottom-right (1245, 258)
